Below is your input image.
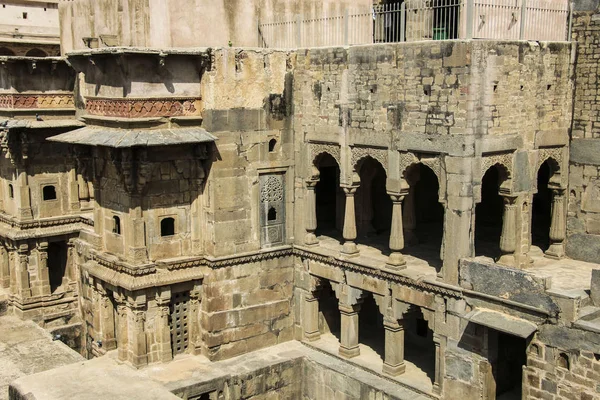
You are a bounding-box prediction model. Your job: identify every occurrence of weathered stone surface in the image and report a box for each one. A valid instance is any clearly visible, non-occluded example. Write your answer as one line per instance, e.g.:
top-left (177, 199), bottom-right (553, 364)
top-left (571, 139), bottom-right (600, 166)
top-left (460, 260), bottom-right (559, 314)
top-left (566, 233), bottom-right (600, 264)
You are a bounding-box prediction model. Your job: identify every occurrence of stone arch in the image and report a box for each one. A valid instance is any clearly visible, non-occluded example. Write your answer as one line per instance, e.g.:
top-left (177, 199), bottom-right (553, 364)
top-left (309, 143), bottom-right (341, 168)
top-left (0, 47), bottom-right (15, 56)
top-left (480, 152), bottom-right (513, 184)
top-left (351, 146), bottom-right (388, 175)
top-left (25, 48), bottom-right (48, 58)
top-left (534, 155), bottom-right (561, 193)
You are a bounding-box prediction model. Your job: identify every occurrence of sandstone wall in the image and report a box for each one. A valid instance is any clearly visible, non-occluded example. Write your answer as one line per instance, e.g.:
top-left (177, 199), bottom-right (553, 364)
top-left (201, 256), bottom-right (294, 361)
top-left (567, 0), bottom-right (600, 263)
top-left (58, 0), bottom-right (372, 53)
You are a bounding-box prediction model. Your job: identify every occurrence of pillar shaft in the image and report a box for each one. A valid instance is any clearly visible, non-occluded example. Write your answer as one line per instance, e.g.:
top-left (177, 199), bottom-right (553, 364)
top-left (116, 303), bottom-right (129, 362)
top-left (37, 242), bottom-right (50, 296)
top-left (155, 300), bottom-right (173, 362)
top-left (433, 333), bottom-right (444, 395)
top-left (128, 305), bottom-right (148, 367)
top-left (0, 246), bottom-right (9, 289)
top-left (387, 194), bottom-right (407, 269)
top-left (338, 303), bottom-right (360, 358)
top-left (305, 181), bottom-right (318, 245)
top-left (341, 186), bottom-right (359, 256)
top-left (499, 195), bottom-right (518, 265)
top-left (546, 189), bottom-right (566, 259)
top-left (16, 169), bottom-right (32, 221)
top-left (304, 294), bottom-right (320, 341)
top-left (17, 244), bottom-right (31, 298)
top-left (383, 318), bottom-right (406, 376)
top-left (99, 292), bottom-right (117, 351)
top-left (188, 288), bottom-right (202, 355)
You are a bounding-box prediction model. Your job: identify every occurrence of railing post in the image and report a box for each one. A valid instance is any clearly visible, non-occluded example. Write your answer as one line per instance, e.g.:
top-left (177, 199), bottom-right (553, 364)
top-left (466, 0), bottom-right (474, 39)
top-left (519, 0), bottom-right (527, 40)
top-left (400, 2), bottom-right (406, 42)
top-left (296, 14), bottom-right (302, 48)
top-left (344, 9), bottom-right (350, 46)
top-left (568, 1), bottom-right (574, 41)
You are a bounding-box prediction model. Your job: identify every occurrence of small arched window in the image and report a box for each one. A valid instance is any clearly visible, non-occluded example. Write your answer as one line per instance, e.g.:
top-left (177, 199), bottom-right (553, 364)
top-left (160, 217), bottom-right (175, 237)
top-left (43, 185), bottom-right (57, 201)
top-left (112, 216), bottom-right (121, 235)
top-left (558, 353), bottom-right (570, 370)
top-left (8, 184), bottom-right (14, 199)
top-left (268, 139), bottom-right (277, 153)
top-left (268, 206), bottom-right (277, 221)
top-left (0, 47), bottom-right (15, 56)
top-left (26, 48), bottom-right (47, 57)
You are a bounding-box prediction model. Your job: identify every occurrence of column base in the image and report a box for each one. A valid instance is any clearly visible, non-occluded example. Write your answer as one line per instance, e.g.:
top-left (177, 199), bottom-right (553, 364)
top-left (339, 345), bottom-right (360, 358)
top-left (383, 362), bottom-right (406, 376)
top-left (545, 243), bottom-right (565, 260)
top-left (304, 233), bottom-right (319, 246)
top-left (386, 252), bottom-right (407, 270)
top-left (304, 330), bottom-right (321, 342)
top-left (341, 242), bottom-right (359, 257)
top-left (497, 254), bottom-right (515, 267)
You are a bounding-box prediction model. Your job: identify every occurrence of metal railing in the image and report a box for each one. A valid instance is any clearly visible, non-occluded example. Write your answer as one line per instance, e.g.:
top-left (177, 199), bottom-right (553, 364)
top-left (257, 0), bottom-right (572, 49)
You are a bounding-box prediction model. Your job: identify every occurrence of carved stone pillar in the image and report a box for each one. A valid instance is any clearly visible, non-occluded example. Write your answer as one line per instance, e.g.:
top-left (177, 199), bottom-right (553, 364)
top-left (0, 244), bottom-right (10, 289)
top-left (36, 241), bottom-right (50, 296)
top-left (188, 286), bottom-right (202, 355)
top-left (303, 293), bottom-right (320, 341)
top-left (498, 194), bottom-right (518, 266)
top-left (128, 302), bottom-right (148, 367)
top-left (382, 317), bottom-right (406, 376)
top-left (128, 196), bottom-right (147, 264)
top-left (115, 295), bottom-right (129, 362)
top-left (16, 169), bottom-right (32, 221)
top-left (433, 333), bottom-right (444, 395)
top-left (304, 180), bottom-right (319, 246)
top-left (339, 302), bottom-right (360, 358)
top-left (68, 167), bottom-right (80, 211)
top-left (155, 291), bottom-right (173, 362)
top-left (341, 186), bottom-right (359, 257)
top-left (546, 188), bottom-right (566, 259)
top-left (403, 184), bottom-right (418, 245)
top-left (387, 194), bottom-right (407, 269)
top-left (99, 289), bottom-right (117, 351)
top-left (16, 244), bottom-right (31, 298)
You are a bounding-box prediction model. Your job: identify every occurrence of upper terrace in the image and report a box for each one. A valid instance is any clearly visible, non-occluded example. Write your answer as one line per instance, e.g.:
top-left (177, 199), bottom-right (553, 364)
top-left (259, 0), bottom-right (572, 49)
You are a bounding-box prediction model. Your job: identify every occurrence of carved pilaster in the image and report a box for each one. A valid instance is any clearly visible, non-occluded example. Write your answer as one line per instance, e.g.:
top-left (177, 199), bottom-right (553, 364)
top-left (16, 244), bottom-right (31, 298)
top-left (188, 285), bottom-right (202, 355)
top-left (155, 289), bottom-right (172, 362)
top-left (36, 241), bottom-right (50, 296)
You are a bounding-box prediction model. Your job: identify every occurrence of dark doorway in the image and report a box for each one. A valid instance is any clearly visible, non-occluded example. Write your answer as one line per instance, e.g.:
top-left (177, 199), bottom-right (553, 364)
top-left (532, 161), bottom-right (553, 251)
top-left (48, 241), bottom-right (67, 293)
top-left (494, 332), bottom-right (526, 400)
top-left (404, 164), bottom-right (444, 270)
top-left (475, 166), bottom-right (505, 259)
top-left (355, 157), bottom-right (392, 248)
top-left (404, 306), bottom-right (436, 384)
top-left (317, 280), bottom-right (341, 340)
top-left (358, 293), bottom-right (385, 360)
top-left (315, 154), bottom-right (342, 237)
